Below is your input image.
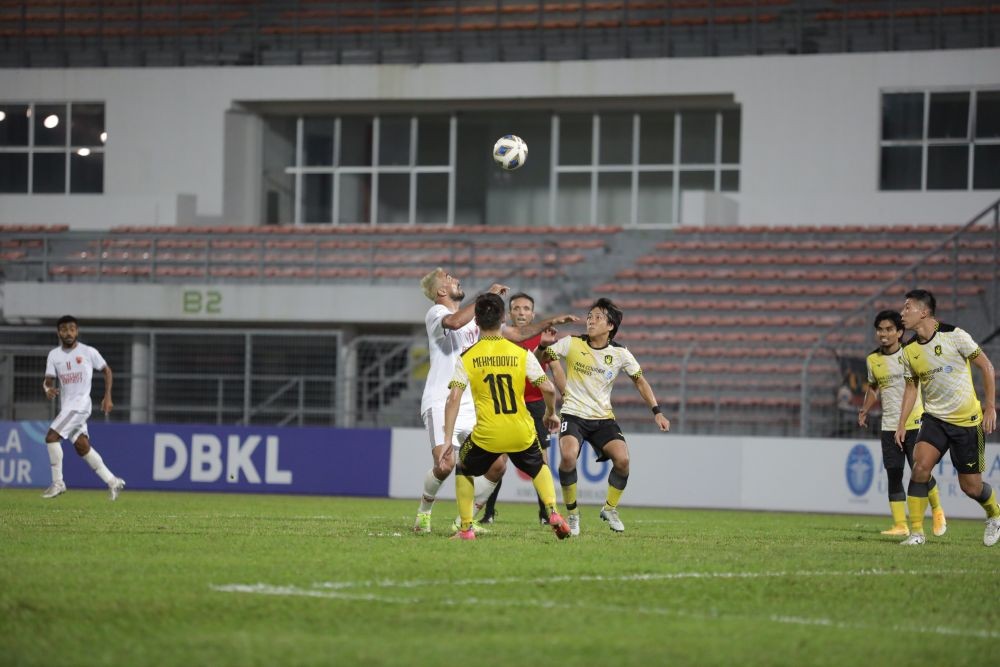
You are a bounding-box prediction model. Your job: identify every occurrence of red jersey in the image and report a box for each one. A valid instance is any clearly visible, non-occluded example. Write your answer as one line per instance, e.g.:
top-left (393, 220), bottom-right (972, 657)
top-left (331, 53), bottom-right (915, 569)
top-left (517, 333), bottom-right (550, 403)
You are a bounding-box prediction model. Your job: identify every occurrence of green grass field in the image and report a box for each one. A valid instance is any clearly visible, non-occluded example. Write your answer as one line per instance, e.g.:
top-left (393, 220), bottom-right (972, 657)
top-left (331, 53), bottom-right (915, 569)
top-left (2, 488), bottom-right (997, 667)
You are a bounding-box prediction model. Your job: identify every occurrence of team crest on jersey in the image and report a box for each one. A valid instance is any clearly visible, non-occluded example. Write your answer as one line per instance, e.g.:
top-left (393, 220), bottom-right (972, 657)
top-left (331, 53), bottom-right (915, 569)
top-left (604, 354), bottom-right (613, 365)
top-left (76, 356), bottom-right (82, 364)
top-left (934, 345), bottom-right (942, 356)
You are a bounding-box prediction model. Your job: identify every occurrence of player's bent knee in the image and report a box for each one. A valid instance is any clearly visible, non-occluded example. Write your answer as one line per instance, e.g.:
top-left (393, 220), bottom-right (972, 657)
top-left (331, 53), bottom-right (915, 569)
top-left (73, 438), bottom-right (90, 456)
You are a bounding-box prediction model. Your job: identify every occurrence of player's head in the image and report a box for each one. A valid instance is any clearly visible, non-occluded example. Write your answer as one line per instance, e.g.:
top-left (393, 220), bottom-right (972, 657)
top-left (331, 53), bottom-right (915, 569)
top-left (55, 315), bottom-right (78, 347)
top-left (420, 267), bottom-right (464, 303)
top-left (475, 293), bottom-right (505, 331)
top-left (873, 310), bottom-right (904, 349)
top-left (901, 289), bottom-right (936, 329)
top-left (508, 292), bottom-right (535, 327)
top-left (587, 297), bottom-right (622, 340)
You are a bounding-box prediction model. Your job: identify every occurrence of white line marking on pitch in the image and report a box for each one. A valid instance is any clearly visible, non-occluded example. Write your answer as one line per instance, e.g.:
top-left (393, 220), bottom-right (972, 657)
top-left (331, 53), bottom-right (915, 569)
top-left (210, 569), bottom-right (997, 640)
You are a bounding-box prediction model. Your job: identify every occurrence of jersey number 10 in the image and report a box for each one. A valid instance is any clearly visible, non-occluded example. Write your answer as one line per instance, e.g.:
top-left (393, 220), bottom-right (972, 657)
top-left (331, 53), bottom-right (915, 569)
top-left (483, 373), bottom-right (518, 415)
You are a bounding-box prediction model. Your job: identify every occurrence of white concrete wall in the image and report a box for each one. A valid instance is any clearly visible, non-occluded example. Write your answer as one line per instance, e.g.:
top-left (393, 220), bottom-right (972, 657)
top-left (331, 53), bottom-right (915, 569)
top-left (1, 49), bottom-right (999, 228)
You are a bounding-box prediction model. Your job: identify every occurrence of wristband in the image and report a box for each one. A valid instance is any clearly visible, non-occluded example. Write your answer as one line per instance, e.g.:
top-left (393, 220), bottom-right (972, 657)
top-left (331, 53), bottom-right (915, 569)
top-left (651, 405), bottom-right (662, 415)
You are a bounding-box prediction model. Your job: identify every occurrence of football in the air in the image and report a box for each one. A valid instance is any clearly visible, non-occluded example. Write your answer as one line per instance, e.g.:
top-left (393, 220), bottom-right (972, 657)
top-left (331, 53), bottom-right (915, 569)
top-left (493, 135), bottom-right (528, 170)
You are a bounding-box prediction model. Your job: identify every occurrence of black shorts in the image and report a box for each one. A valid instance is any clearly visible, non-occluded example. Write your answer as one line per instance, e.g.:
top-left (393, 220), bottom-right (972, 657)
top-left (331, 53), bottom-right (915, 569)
top-left (880, 429), bottom-right (917, 470)
top-left (559, 413), bottom-right (626, 463)
top-left (916, 413), bottom-right (986, 474)
top-left (458, 435), bottom-right (546, 479)
top-left (526, 400), bottom-right (551, 448)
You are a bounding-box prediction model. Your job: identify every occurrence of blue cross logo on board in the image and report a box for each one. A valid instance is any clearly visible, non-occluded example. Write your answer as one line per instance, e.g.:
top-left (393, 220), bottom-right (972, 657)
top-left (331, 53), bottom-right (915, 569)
top-left (845, 444), bottom-right (874, 496)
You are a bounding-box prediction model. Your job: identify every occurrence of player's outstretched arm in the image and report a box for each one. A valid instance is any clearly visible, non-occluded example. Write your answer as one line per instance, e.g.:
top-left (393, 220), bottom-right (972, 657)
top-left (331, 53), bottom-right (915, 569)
top-left (858, 386), bottom-right (879, 428)
top-left (101, 365), bottom-right (114, 415)
top-left (503, 314), bottom-right (579, 342)
top-left (632, 375), bottom-right (670, 432)
top-left (972, 351), bottom-right (996, 434)
top-left (43, 376), bottom-right (59, 400)
top-left (895, 381), bottom-right (918, 446)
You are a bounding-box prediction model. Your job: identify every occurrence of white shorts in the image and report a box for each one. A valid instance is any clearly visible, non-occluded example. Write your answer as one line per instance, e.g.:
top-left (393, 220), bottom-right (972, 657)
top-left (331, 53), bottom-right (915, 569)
top-left (49, 407), bottom-right (91, 442)
top-left (422, 405), bottom-right (475, 449)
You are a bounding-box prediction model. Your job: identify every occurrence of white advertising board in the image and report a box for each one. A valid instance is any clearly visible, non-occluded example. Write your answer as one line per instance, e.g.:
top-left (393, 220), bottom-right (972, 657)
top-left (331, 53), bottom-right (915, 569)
top-left (389, 429), bottom-right (1000, 520)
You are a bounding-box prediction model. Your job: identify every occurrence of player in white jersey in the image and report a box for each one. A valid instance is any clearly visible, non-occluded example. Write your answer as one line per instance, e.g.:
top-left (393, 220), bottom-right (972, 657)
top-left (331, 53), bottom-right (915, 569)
top-left (858, 310), bottom-right (945, 537)
top-left (543, 298), bottom-right (670, 535)
top-left (895, 290), bottom-right (998, 547)
top-left (412, 268), bottom-right (578, 534)
top-left (41, 316), bottom-right (125, 501)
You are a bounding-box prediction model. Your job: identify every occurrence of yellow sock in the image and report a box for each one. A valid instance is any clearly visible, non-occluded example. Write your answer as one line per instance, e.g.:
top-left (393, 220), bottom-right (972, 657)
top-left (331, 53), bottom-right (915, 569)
top-left (907, 495), bottom-right (928, 535)
top-left (605, 484), bottom-right (624, 509)
top-left (456, 475), bottom-right (475, 530)
top-left (531, 466), bottom-right (557, 514)
top-left (928, 484), bottom-right (942, 513)
top-left (889, 500), bottom-right (907, 527)
top-left (979, 487), bottom-right (1000, 519)
top-left (562, 481), bottom-right (578, 513)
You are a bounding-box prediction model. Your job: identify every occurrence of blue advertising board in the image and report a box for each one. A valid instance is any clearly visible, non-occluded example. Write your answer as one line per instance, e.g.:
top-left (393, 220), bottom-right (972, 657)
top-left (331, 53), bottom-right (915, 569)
top-left (0, 421), bottom-right (391, 497)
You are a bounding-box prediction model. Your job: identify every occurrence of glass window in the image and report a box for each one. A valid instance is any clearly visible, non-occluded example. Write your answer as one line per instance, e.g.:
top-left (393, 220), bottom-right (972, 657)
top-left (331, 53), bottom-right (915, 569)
top-left (880, 146), bottom-right (921, 190)
top-left (559, 114), bottom-right (592, 165)
top-left (679, 170), bottom-right (714, 193)
top-left (637, 171), bottom-right (673, 224)
top-left (680, 111), bottom-right (715, 164)
top-left (416, 173), bottom-right (448, 224)
top-left (417, 115), bottom-right (450, 165)
top-left (926, 145), bottom-right (968, 190)
top-left (639, 113), bottom-right (674, 164)
top-left (721, 170), bottom-right (739, 192)
top-left (262, 117), bottom-right (296, 225)
top-left (596, 172), bottom-right (631, 225)
top-left (34, 104), bottom-right (66, 148)
top-left (721, 109), bottom-right (741, 164)
top-left (598, 113), bottom-right (632, 165)
top-left (376, 173), bottom-right (409, 223)
top-left (882, 93), bottom-right (924, 140)
top-left (976, 91), bottom-right (1000, 139)
top-left (928, 92), bottom-right (969, 140)
top-left (33, 153), bottom-right (66, 193)
top-left (340, 117), bottom-right (373, 167)
top-left (0, 152), bottom-right (28, 193)
top-left (0, 104), bottom-right (30, 146)
top-left (974, 145), bottom-right (1000, 189)
top-left (338, 173), bottom-right (371, 223)
top-left (378, 116), bottom-right (411, 167)
top-left (303, 173), bottom-right (333, 223)
top-left (303, 118), bottom-right (334, 167)
top-left (70, 152), bottom-right (103, 194)
top-left (556, 172), bottom-right (591, 226)
top-left (71, 104), bottom-right (105, 147)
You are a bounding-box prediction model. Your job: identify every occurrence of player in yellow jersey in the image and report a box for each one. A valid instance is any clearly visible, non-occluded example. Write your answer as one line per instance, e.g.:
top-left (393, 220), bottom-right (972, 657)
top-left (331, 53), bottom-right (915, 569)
top-left (544, 298), bottom-right (671, 535)
top-left (441, 293), bottom-right (571, 541)
top-left (895, 290), bottom-right (998, 546)
top-left (858, 310), bottom-right (946, 537)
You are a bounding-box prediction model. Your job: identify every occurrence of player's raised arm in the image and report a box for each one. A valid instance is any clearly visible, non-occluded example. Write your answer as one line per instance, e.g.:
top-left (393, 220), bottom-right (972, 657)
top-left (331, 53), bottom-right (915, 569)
top-left (971, 351), bottom-right (996, 434)
top-left (632, 374), bottom-right (670, 432)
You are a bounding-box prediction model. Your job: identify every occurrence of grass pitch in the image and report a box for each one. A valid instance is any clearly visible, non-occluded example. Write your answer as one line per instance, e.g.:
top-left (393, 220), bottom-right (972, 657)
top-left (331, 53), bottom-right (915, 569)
top-left (1, 489), bottom-right (997, 667)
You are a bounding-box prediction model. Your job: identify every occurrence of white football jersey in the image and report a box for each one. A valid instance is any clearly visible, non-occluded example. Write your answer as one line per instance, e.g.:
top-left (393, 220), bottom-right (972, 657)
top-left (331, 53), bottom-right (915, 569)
top-left (419, 304), bottom-right (479, 416)
top-left (45, 342), bottom-right (107, 414)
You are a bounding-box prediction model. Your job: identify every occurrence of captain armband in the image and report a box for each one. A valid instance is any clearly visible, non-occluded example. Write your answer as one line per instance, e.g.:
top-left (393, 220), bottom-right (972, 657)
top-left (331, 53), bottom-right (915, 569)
top-left (447, 380), bottom-right (467, 390)
top-left (545, 348), bottom-right (559, 361)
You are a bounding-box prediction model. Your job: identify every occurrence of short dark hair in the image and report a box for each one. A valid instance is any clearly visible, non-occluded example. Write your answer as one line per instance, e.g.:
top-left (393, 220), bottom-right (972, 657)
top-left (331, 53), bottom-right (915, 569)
top-left (873, 310), bottom-right (903, 330)
top-left (905, 289), bottom-right (936, 315)
top-left (507, 292), bottom-right (534, 311)
top-left (591, 297), bottom-right (623, 340)
top-left (56, 315), bottom-right (77, 328)
top-left (475, 293), bottom-right (505, 330)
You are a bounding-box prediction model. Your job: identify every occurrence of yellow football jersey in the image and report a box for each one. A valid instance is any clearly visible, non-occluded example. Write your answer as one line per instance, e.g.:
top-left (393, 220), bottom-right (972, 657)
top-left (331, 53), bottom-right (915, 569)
top-left (546, 335), bottom-right (642, 420)
top-left (449, 335), bottom-right (548, 453)
top-left (900, 323), bottom-right (984, 427)
top-left (866, 346), bottom-right (922, 431)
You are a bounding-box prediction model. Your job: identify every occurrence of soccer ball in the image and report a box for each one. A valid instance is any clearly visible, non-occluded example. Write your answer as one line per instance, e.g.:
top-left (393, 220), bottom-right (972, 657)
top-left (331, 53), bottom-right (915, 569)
top-left (493, 135), bottom-right (528, 170)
